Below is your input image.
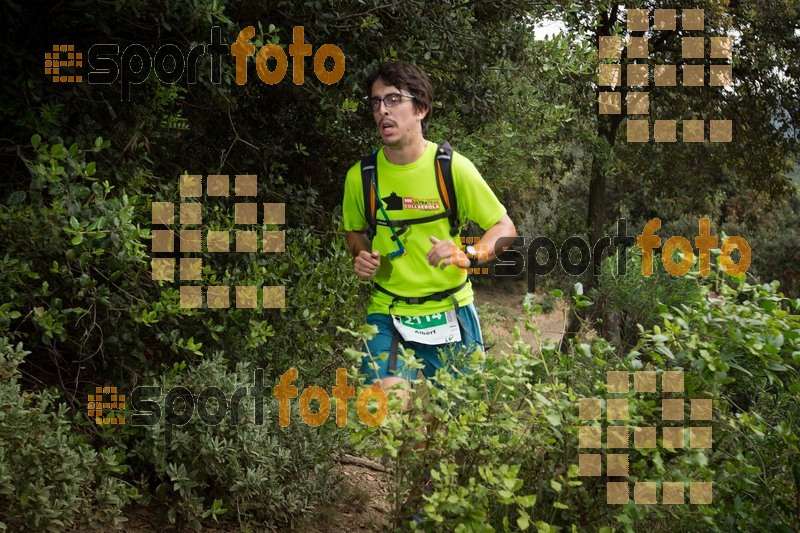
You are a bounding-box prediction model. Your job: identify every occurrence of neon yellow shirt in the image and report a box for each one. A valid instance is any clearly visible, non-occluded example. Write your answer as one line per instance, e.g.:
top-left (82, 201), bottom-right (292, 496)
top-left (343, 141), bottom-right (506, 316)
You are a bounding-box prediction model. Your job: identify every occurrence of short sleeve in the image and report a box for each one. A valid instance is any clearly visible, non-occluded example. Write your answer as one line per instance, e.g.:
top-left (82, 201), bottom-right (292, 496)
top-left (451, 152), bottom-right (506, 231)
top-left (343, 161), bottom-right (367, 231)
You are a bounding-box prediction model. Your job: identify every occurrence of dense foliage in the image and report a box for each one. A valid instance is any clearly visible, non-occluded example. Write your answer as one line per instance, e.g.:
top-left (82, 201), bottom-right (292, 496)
top-left (0, 0), bottom-right (798, 530)
top-left (0, 339), bottom-right (136, 531)
top-left (351, 265), bottom-right (800, 530)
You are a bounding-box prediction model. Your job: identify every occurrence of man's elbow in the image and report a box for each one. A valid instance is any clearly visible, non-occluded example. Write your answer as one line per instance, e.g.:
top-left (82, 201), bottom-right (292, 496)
top-left (487, 214), bottom-right (516, 257)
top-left (499, 214), bottom-right (516, 238)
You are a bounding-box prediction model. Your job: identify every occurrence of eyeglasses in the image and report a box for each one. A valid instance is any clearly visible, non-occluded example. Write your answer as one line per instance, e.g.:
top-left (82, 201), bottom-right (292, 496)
top-left (370, 92), bottom-right (415, 111)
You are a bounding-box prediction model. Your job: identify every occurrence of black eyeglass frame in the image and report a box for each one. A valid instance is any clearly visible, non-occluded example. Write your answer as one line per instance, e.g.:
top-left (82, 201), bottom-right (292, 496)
top-left (369, 92), bottom-right (416, 111)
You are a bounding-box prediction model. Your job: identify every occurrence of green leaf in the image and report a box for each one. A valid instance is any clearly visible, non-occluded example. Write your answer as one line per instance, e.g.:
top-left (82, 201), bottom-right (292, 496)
top-left (71, 234), bottom-right (83, 245)
top-left (86, 161), bottom-right (97, 176)
top-left (7, 191), bottom-right (26, 205)
top-left (498, 489), bottom-right (514, 500)
top-left (728, 362), bottom-right (754, 377)
top-left (567, 464), bottom-right (580, 478)
top-left (51, 144), bottom-right (66, 159)
top-left (515, 494), bottom-right (537, 507)
top-left (545, 412), bottom-right (561, 426)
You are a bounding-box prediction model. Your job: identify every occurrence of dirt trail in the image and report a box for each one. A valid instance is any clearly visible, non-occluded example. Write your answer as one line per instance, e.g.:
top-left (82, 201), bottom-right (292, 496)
top-left (475, 283), bottom-right (566, 353)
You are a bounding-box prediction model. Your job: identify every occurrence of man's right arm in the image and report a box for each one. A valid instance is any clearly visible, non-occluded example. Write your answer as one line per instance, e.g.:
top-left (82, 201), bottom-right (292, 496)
top-left (346, 231), bottom-right (380, 279)
top-left (343, 163), bottom-right (380, 279)
top-left (346, 230), bottom-right (371, 257)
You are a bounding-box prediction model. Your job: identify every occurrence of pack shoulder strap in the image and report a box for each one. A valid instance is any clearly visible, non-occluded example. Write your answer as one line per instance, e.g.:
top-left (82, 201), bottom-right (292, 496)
top-left (360, 150), bottom-right (379, 239)
top-left (360, 142), bottom-right (460, 239)
top-left (434, 142), bottom-right (460, 236)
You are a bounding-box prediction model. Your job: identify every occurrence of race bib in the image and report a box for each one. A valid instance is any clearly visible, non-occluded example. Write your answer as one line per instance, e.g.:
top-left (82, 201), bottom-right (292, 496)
top-left (391, 310), bottom-right (462, 345)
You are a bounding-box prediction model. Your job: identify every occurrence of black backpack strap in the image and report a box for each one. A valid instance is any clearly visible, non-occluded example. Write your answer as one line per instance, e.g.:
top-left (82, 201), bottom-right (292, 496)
top-left (435, 142), bottom-right (460, 236)
top-left (388, 326), bottom-right (401, 373)
top-left (363, 143), bottom-right (459, 240)
top-left (375, 281), bottom-right (468, 306)
top-left (361, 150), bottom-right (379, 239)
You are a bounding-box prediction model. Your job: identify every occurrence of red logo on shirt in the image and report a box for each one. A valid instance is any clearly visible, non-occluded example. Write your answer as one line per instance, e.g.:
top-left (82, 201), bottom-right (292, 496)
top-left (403, 197), bottom-right (441, 211)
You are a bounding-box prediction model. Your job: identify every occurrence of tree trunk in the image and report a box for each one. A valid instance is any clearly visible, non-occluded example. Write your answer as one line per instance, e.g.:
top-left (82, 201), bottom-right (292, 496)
top-left (585, 155), bottom-right (607, 293)
top-left (561, 4), bottom-right (622, 353)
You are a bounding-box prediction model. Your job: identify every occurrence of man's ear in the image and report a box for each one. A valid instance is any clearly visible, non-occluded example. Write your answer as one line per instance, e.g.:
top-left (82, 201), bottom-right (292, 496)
top-left (415, 104), bottom-right (430, 119)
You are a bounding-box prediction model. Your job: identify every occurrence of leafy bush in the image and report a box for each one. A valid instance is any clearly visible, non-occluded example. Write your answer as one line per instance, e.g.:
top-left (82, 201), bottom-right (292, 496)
top-left (347, 263), bottom-right (800, 531)
top-left (2, 133), bottom-right (364, 381)
top-left (345, 305), bottom-right (596, 530)
top-left (628, 271), bottom-right (800, 530)
top-left (1, 135), bottom-right (154, 384)
top-left (717, 191), bottom-right (800, 297)
top-left (609, 192), bottom-right (800, 300)
top-left (121, 354), bottom-right (340, 530)
top-left (589, 250), bottom-right (699, 352)
top-left (0, 338), bottom-right (137, 531)
top-left (1, 132), bottom-right (364, 529)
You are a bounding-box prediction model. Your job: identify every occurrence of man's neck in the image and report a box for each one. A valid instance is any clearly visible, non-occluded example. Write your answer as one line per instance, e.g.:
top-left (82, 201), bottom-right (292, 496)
top-left (383, 137), bottom-right (428, 166)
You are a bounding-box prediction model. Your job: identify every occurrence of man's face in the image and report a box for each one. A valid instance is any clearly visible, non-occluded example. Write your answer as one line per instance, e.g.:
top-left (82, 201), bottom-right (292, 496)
top-left (370, 78), bottom-right (427, 146)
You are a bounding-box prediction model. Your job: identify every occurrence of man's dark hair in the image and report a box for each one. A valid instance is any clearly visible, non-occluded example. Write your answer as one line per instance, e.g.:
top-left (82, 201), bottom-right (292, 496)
top-left (364, 61), bottom-right (434, 134)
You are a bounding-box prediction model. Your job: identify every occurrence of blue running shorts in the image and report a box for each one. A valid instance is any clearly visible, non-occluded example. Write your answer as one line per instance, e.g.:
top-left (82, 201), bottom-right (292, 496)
top-left (359, 302), bottom-right (484, 384)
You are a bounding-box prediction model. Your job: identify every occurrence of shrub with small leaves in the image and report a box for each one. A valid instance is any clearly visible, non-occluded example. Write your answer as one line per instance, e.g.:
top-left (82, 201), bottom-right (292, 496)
top-left (124, 354), bottom-right (340, 531)
top-left (0, 337), bottom-right (137, 532)
top-left (346, 260), bottom-right (800, 531)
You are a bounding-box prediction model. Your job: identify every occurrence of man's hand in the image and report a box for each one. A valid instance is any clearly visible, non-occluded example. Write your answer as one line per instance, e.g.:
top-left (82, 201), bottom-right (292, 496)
top-left (354, 250), bottom-right (381, 279)
top-left (427, 236), bottom-right (468, 269)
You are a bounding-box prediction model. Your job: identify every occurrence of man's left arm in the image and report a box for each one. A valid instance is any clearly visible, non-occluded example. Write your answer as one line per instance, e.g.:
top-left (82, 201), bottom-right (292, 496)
top-left (466, 214), bottom-right (516, 267)
top-left (427, 150), bottom-right (517, 268)
top-left (427, 214), bottom-right (516, 269)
